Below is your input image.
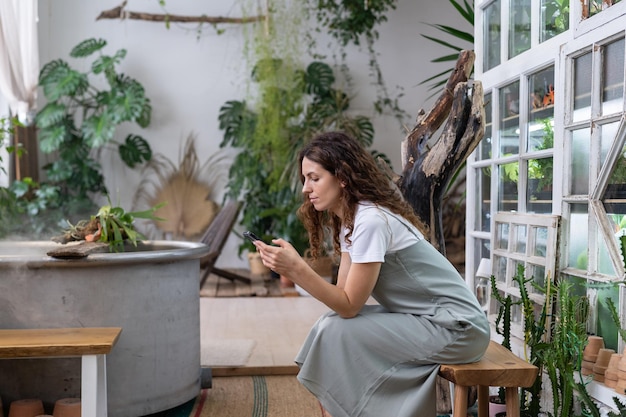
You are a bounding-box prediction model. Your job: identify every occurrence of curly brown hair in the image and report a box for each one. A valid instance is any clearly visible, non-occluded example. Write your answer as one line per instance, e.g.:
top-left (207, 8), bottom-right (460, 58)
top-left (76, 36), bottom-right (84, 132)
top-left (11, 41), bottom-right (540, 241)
top-left (296, 131), bottom-right (428, 259)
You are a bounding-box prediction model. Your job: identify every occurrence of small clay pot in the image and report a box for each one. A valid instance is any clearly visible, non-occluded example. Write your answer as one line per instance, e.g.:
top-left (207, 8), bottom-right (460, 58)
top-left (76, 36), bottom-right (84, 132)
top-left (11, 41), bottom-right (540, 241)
top-left (584, 336), bottom-right (604, 358)
top-left (593, 348), bottom-right (615, 376)
top-left (8, 399), bottom-right (44, 417)
top-left (52, 398), bottom-right (80, 417)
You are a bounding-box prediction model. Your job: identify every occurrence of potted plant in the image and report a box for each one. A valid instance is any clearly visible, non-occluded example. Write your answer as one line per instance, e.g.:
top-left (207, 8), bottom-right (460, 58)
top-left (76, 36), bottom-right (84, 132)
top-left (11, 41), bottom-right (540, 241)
top-left (32, 37), bottom-right (152, 221)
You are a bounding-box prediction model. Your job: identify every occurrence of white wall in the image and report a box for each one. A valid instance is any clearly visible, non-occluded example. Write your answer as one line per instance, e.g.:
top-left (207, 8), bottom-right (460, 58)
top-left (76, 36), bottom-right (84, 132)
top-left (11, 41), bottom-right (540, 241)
top-left (36, 0), bottom-right (471, 269)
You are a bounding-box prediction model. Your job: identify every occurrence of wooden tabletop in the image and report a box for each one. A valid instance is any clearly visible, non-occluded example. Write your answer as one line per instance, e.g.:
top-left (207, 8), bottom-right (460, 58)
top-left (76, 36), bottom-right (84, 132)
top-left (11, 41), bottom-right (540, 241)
top-left (0, 327), bottom-right (122, 358)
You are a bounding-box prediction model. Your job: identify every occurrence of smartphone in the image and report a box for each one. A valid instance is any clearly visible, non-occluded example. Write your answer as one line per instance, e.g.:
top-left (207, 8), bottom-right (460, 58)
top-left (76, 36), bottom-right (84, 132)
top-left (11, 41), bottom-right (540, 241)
top-left (243, 231), bottom-right (264, 244)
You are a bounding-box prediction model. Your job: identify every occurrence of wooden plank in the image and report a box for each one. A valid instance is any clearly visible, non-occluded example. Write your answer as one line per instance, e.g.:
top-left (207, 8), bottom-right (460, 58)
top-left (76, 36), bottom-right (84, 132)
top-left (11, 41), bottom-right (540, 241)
top-left (210, 365), bottom-right (299, 377)
top-left (0, 327), bottom-right (122, 358)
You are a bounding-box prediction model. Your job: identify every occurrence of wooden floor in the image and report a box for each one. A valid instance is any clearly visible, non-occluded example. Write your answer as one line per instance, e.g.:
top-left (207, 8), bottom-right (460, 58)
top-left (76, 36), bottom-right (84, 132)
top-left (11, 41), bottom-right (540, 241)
top-left (199, 295), bottom-right (331, 375)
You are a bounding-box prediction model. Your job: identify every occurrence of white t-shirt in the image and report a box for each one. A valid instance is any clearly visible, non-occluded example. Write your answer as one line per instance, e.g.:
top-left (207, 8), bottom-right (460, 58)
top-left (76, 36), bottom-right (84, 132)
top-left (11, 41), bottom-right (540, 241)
top-left (340, 202), bottom-right (424, 263)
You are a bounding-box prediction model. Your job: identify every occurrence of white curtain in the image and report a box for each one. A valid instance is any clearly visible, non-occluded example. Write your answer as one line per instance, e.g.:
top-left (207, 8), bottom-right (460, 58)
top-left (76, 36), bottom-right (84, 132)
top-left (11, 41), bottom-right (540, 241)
top-left (0, 0), bottom-right (39, 126)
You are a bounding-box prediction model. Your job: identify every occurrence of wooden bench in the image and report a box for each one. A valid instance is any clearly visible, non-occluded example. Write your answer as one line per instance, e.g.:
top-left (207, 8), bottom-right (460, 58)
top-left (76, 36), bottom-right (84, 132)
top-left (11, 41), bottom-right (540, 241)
top-left (0, 327), bottom-right (122, 417)
top-left (439, 340), bottom-right (538, 417)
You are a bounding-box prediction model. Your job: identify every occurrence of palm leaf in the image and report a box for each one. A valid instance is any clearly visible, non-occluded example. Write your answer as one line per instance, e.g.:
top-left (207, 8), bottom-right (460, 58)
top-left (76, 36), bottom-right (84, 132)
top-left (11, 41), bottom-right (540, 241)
top-left (450, 0), bottom-right (474, 24)
top-left (421, 34), bottom-right (465, 52)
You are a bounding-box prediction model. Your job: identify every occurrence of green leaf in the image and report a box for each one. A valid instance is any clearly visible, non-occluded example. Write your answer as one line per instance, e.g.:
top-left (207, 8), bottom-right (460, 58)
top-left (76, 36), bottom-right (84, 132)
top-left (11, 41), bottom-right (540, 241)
top-left (449, 0), bottom-right (474, 25)
top-left (38, 124), bottom-right (69, 153)
top-left (70, 38), bottom-right (107, 58)
top-left (421, 34), bottom-right (464, 52)
top-left (81, 113), bottom-right (116, 147)
top-left (305, 62), bottom-right (335, 95)
top-left (39, 61), bottom-right (89, 101)
top-left (119, 134), bottom-right (152, 168)
top-left (218, 100), bottom-right (257, 147)
top-left (35, 102), bottom-right (67, 129)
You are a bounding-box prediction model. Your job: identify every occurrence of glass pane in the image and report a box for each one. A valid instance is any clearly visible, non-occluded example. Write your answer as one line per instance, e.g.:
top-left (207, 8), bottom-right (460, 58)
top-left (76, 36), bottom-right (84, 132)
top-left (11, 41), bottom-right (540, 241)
top-left (474, 238), bottom-right (492, 264)
top-left (514, 224), bottom-right (527, 254)
top-left (480, 92), bottom-right (493, 160)
top-left (571, 128), bottom-right (591, 195)
top-left (494, 255), bottom-right (507, 283)
top-left (509, 0), bottom-right (531, 59)
top-left (573, 52), bottom-right (592, 122)
top-left (511, 259), bottom-right (525, 288)
top-left (601, 122), bottom-right (619, 168)
top-left (484, 0), bottom-right (502, 71)
top-left (529, 67), bottom-right (555, 152)
top-left (541, 0), bottom-right (570, 42)
top-left (596, 283), bottom-right (620, 350)
top-left (602, 38), bottom-right (625, 116)
top-left (533, 226), bottom-right (548, 257)
top-left (604, 211), bottom-right (626, 269)
top-left (568, 204), bottom-right (589, 269)
top-left (499, 162), bottom-right (519, 211)
top-left (476, 167), bottom-right (492, 232)
top-left (500, 81), bottom-right (520, 155)
top-left (528, 157), bottom-right (553, 214)
top-left (528, 263), bottom-right (546, 292)
top-left (496, 222), bottom-right (510, 250)
top-left (597, 225), bottom-right (615, 275)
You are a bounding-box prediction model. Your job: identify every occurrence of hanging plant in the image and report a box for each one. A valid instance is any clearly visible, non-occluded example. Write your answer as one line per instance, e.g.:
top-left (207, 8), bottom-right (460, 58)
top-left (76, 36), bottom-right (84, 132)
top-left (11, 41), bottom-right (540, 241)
top-left (310, 0), bottom-right (398, 47)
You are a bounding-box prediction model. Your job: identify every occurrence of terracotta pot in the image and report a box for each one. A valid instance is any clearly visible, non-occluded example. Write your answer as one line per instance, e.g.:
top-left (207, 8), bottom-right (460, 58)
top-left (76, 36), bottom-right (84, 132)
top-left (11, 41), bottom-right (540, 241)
top-left (52, 398), bottom-right (80, 417)
top-left (606, 354), bottom-right (622, 382)
top-left (584, 336), bottom-right (604, 360)
top-left (593, 348), bottom-right (615, 379)
top-left (8, 399), bottom-right (44, 417)
top-left (247, 252), bottom-right (270, 276)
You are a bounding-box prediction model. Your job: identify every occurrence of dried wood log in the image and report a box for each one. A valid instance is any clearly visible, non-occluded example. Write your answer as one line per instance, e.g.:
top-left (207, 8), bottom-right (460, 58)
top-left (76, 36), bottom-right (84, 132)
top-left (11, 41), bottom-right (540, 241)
top-left (397, 50), bottom-right (485, 254)
top-left (97, 1), bottom-right (264, 25)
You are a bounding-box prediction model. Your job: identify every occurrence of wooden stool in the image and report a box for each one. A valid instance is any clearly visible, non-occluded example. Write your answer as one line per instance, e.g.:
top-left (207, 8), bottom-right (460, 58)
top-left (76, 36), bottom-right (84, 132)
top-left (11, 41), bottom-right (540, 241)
top-left (0, 327), bottom-right (122, 417)
top-left (439, 340), bottom-right (538, 417)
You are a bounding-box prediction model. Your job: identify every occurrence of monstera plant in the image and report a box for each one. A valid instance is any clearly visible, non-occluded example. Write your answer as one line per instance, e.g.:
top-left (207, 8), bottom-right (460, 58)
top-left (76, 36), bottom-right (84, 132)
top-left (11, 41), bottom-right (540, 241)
top-left (35, 37), bottom-right (152, 212)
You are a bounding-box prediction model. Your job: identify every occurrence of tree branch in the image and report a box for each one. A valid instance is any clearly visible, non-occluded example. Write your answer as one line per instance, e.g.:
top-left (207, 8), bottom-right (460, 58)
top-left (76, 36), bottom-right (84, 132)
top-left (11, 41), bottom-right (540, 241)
top-left (96, 1), bottom-right (264, 24)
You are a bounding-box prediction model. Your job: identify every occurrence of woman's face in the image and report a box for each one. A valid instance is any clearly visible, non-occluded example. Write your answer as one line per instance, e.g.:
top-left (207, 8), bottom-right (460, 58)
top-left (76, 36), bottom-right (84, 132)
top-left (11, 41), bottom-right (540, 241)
top-left (301, 157), bottom-right (344, 217)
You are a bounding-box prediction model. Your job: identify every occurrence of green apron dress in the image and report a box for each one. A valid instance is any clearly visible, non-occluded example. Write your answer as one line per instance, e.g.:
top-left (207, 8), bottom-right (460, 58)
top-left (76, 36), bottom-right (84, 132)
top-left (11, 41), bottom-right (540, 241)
top-left (295, 234), bottom-right (490, 417)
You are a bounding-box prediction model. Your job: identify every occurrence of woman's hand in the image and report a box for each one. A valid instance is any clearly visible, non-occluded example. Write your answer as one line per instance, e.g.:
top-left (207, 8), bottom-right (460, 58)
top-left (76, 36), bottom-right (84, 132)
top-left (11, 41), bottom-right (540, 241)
top-left (254, 238), bottom-right (304, 279)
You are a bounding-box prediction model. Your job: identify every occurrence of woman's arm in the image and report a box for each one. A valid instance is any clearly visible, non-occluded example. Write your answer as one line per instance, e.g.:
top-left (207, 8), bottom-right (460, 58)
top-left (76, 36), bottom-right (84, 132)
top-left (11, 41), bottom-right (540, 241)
top-left (255, 239), bottom-right (380, 318)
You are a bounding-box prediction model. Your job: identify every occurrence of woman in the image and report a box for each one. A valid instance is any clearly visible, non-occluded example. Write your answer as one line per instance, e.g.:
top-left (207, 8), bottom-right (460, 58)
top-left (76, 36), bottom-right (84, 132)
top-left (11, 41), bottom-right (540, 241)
top-left (253, 131), bottom-right (490, 417)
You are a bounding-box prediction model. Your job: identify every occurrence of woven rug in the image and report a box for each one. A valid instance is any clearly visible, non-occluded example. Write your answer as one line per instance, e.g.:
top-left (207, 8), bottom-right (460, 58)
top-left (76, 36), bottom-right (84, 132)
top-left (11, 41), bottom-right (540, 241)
top-left (149, 375), bottom-right (328, 417)
top-left (200, 269), bottom-right (299, 297)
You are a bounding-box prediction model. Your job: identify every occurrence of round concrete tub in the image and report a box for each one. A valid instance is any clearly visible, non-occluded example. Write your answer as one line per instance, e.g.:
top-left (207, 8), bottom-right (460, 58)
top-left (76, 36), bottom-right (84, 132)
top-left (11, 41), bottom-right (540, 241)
top-left (0, 240), bottom-right (209, 417)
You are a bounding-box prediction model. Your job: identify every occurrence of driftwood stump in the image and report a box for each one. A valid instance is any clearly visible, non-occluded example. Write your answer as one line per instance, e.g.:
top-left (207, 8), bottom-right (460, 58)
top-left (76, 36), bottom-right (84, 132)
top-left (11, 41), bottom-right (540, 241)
top-left (395, 50), bottom-right (485, 414)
